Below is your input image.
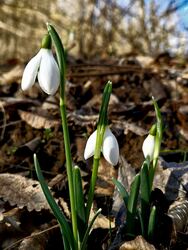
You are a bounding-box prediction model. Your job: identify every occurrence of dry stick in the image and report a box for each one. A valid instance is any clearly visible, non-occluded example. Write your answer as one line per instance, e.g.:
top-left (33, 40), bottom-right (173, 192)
top-left (3, 224), bottom-right (59, 250)
top-left (0, 103), bottom-right (6, 140)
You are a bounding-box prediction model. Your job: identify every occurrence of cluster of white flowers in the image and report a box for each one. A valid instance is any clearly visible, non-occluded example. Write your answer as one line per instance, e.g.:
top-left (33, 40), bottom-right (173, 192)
top-left (21, 42), bottom-right (156, 166)
top-left (21, 40), bottom-right (120, 166)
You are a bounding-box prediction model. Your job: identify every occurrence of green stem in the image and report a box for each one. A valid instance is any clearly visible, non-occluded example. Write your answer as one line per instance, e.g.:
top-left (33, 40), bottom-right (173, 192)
top-left (86, 82), bottom-right (112, 222)
top-left (86, 158), bottom-right (100, 221)
top-left (47, 24), bottom-right (78, 249)
top-left (60, 100), bottom-right (78, 246)
top-left (150, 97), bottom-right (163, 186)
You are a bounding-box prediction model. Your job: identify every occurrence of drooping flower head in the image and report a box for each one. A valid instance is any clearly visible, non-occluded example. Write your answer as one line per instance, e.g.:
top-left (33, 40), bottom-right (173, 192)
top-left (84, 127), bottom-right (119, 166)
top-left (142, 124), bottom-right (156, 161)
top-left (21, 34), bottom-right (60, 95)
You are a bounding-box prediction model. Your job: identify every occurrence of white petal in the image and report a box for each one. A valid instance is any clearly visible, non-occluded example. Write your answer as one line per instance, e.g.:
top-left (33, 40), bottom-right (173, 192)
top-left (84, 130), bottom-right (97, 160)
top-left (38, 49), bottom-right (60, 95)
top-left (142, 134), bottom-right (155, 160)
top-left (21, 50), bottom-right (42, 91)
top-left (102, 128), bottom-right (119, 165)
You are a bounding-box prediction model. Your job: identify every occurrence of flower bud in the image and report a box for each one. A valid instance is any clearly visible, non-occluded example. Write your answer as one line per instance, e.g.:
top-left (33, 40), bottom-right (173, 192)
top-left (142, 134), bottom-right (155, 161)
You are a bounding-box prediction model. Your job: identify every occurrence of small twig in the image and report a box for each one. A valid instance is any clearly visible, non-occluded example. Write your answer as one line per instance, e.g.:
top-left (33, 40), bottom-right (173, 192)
top-left (3, 224), bottom-right (59, 250)
top-left (0, 102), bottom-right (7, 140)
top-left (0, 119), bottom-right (22, 129)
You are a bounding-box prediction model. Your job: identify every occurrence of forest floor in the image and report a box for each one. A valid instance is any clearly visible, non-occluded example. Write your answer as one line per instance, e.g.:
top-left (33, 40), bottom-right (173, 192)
top-left (0, 53), bottom-right (188, 249)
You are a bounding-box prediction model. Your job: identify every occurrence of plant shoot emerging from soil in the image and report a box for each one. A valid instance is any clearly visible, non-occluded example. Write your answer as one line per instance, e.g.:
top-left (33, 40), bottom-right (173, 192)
top-left (113, 98), bottom-right (163, 242)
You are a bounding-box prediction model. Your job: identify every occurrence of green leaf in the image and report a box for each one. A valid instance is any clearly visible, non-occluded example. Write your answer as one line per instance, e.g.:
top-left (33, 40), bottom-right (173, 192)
top-left (34, 154), bottom-right (74, 250)
top-left (47, 24), bottom-right (78, 248)
top-left (73, 166), bottom-right (86, 241)
top-left (47, 23), bottom-right (66, 87)
top-left (86, 81), bottom-right (112, 222)
top-left (98, 81), bottom-right (112, 128)
top-left (126, 173), bottom-right (140, 236)
top-left (148, 205), bottom-right (156, 241)
top-left (152, 97), bottom-right (163, 169)
top-left (140, 161), bottom-right (150, 205)
top-left (140, 161), bottom-right (150, 237)
top-left (81, 208), bottom-right (102, 250)
top-left (137, 208), bottom-right (144, 237)
top-left (127, 174), bottom-right (140, 215)
top-left (112, 177), bottom-right (129, 207)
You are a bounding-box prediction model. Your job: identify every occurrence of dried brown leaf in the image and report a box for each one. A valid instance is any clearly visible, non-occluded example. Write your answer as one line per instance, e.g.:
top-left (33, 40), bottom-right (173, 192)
top-left (41, 96), bottom-right (58, 110)
top-left (59, 197), bottom-right (70, 219)
top-left (0, 173), bottom-right (50, 211)
top-left (119, 236), bottom-right (156, 250)
top-left (1, 207), bottom-right (21, 231)
top-left (18, 109), bottom-right (60, 129)
top-left (168, 199), bottom-right (188, 232)
top-left (112, 120), bottom-right (147, 136)
top-left (18, 223), bottom-right (58, 250)
top-left (68, 111), bottom-right (98, 127)
top-left (0, 97), bottom-right (40, 108)
top-left (89, 208), bottom-right (115, 230)
top-left (0, 65), bottom-right (24, 84)
top-left (154, 159), bottom-right (188, 201)
top-left (150, 77), bottom-right (167, 101)
top-left (112, 156), bottom-right (136, 214)
top-left (135, 56), bottom-right (154, 67)
top-left (181, 71), bottom-right (188, 80)
top-left (95, 158), bottom-right (117, 196)
top-left (15, 137), bottom-right (41, 156)
top-left (19, 237), bottom-right (46, 250)
top-left (48, 173), bottom-right (67, 190)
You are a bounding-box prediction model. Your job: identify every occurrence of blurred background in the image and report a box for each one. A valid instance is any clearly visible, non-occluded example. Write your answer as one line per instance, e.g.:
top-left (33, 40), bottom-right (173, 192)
top-left (0, 0), bottom-right (188, 64)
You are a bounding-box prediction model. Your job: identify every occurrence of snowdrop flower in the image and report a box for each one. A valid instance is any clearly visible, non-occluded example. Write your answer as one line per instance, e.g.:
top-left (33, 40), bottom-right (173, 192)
top-left (142, 134), bottom-right (155, 161)
top-left (84, 127), bottom-right (119, 165)
top-left (21, 34), bottom-right (60, 95)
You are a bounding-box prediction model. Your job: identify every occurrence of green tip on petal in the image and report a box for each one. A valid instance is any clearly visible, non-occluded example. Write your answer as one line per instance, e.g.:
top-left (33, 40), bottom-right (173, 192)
top-left (46, 22), bottom-right (51, 31)
top-left (149, 124), bottom-right (157, 136)
top-left (41, 34), bottom-right (52, 49)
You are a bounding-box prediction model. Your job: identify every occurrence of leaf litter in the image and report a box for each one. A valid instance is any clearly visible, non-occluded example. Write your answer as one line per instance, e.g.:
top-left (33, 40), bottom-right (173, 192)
top-left (0, 55), bottom-right (188, 249)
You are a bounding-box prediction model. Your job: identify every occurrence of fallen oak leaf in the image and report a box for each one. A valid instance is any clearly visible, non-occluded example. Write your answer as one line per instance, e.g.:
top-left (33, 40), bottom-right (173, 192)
top-left (119, 235), bottom-right (156, 250)
top-left (89, 207), bottom-right (115, 230)
top-left (18, 109), bottom-right (60, 129)
top-left (0, 173), bottom-right (50, 211)
top-left (15, 137), bottom-right (41, 157)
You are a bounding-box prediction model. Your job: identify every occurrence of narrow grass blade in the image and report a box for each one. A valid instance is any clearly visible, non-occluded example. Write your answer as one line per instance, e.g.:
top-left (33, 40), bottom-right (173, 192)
top-left (126, 173), bottom-right (140, 236)
top-left (152, 97), bottom-right (163, 169)
top-left (73, 166), bottom-right (86, 241)
top-left (140, 161), bottom-right (150, 204)
top-left (98, 81), bottom-right (112, 127)
top-left (86, 81), bottom-right (112, 222)
top-left (34, 154), bottom-right (74, 249)
top-left (148, 205), bottom-right (156, 241)
top-left (140, 161), bottom-right (150, 237)
top-left (138, 208), bottom-right (144, 237)
top-left (81, 208), bottom-right (102, 250)
top-left (47, 23), bottom-right (66, 87)
top-left (112, 177), bottom-right (129, 207)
